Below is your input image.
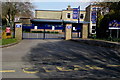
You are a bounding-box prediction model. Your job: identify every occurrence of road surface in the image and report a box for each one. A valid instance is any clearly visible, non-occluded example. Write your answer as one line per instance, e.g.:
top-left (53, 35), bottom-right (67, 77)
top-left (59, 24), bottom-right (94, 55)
top-left (2, 40), bottom-right (120, 79)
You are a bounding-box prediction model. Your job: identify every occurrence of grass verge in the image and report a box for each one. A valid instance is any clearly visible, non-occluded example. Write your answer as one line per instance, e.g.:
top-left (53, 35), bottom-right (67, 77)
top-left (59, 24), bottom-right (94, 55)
top-left (1, 38), bottom-right (18, 45)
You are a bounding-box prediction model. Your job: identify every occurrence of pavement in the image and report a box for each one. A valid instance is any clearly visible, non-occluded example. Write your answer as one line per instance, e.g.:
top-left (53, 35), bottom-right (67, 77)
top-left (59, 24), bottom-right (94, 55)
top-left (1, 40), bottom-right (120, 80)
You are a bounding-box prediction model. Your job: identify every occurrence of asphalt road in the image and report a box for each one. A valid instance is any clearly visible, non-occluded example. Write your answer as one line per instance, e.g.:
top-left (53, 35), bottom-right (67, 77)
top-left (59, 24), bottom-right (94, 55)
top-left (2, 40), bottom-right (120, 80)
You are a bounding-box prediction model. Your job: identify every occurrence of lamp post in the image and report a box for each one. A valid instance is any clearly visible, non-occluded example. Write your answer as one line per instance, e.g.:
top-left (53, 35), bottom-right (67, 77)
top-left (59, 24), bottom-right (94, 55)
top-left (78, 6), bottom-right (80, 37)
top-left (78, 6), bottom-right (80, 24)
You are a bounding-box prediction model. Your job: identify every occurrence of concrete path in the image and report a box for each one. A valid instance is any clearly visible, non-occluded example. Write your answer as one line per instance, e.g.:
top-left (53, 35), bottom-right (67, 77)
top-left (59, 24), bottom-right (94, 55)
top-left (2, 40), bottom-right (120, 79)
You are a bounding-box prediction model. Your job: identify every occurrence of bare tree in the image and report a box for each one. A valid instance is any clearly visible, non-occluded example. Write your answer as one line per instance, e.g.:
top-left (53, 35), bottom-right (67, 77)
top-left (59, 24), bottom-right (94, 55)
top-left (0, 1), bottom-right (2, 27)
top-left (2, 2), bottom-right (34, 28)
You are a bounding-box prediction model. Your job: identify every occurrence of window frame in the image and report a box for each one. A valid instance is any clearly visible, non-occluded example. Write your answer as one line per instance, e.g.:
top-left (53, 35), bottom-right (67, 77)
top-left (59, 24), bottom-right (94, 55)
top-left (80, 14), bottom-right (84, 19)
top-left (67, 13), bottom-right (71, 19)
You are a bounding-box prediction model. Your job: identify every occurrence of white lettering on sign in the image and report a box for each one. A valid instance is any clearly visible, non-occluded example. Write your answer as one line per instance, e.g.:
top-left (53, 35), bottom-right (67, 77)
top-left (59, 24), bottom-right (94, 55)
top-left (73, 27), bottom-right (76, 30)
top-left (52, 26), bottom-right (55, 30)
top-left (34, 26), bottom-right (37, 29)
top-left (79, 32), bottom-right (81, 37)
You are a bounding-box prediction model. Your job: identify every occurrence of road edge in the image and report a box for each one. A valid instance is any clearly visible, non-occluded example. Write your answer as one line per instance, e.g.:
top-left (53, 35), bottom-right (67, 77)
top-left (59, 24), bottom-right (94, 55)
top-left (71, 39), bottom-right (120, 52)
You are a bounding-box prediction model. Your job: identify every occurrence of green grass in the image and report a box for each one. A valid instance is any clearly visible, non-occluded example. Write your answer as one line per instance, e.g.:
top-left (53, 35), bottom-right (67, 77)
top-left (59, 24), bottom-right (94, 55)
top-left (1, 38), bottom-right (18, 45)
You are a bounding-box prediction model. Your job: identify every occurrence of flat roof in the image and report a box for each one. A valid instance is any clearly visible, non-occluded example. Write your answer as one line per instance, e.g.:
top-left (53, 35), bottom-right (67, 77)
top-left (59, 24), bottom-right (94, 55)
top-left (31, 19), bottom-right (90, 24)
top-left (31, 19), bottom-right (63, 23)
top-left (35, 9), bottom-right (86, 12)
top-left (35, 10), bottom-right (62, 12)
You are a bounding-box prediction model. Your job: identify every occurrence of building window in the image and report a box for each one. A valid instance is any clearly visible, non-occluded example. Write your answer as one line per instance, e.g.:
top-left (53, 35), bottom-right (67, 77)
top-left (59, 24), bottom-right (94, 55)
top-left (80, 14), bottom-right (84, 19)
top-left (67, 13), bottom-right (71, 18)
top-left (92, 26), bottom-right (96, 29)
top-left (92, 26), bottom-right (96, 34)
top-left (92, 30), bottom-right (96, 34)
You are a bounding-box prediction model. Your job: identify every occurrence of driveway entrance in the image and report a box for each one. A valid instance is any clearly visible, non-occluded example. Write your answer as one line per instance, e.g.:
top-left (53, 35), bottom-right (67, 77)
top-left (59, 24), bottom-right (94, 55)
top-left (2, 40), bottom-right (120, 79)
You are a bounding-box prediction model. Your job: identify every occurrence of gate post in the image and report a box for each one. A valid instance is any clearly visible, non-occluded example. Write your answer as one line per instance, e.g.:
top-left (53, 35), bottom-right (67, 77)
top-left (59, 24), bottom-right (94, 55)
top-left (15, 22), bottom-right (22, 40)
top-left (82, 23), bottom-right (88, 39)
top-left (65, 24), bottom-right (72, 40)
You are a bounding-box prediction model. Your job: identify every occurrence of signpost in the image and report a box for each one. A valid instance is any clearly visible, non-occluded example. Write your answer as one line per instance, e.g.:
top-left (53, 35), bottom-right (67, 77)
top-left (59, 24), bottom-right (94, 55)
top-left (109, 20), bottom-right (120, 39)
top-left (78, 6), bottom-right (80, 24)
top-left (6, 27), bottom-right (11, 33)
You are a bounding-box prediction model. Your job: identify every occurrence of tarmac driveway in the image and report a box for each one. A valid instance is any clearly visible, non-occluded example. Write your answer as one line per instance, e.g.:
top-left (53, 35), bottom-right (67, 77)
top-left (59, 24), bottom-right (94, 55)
top-left (2, 40), bottom-right (120, 79)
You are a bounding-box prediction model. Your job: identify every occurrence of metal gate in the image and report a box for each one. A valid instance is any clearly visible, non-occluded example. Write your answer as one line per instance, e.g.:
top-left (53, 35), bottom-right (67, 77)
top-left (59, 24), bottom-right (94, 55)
top-left (72, 23), bottom-right (81, 38)
top-left (22, 24), bottom-right (65, 39)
